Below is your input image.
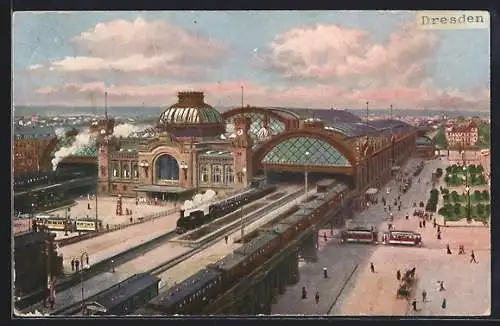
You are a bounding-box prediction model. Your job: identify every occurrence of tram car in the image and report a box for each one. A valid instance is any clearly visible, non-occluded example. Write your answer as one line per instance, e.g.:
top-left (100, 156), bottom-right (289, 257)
top-left (340, 226), bottom-right (378, 244)
top-left (73, 218), bottom-right (103, 232)
top-left (34, 215), bottom-right (72, 231)
top-left (175, 184), bottom-right (276, 234)
top-left (141, 181), bottom-right (354, 315)
top-left (382, 230), bottom-right (422, 247)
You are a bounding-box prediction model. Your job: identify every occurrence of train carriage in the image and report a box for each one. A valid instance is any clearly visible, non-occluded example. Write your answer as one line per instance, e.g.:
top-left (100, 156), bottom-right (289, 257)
top-left (207, 252), bottom-right (249, 287)
top-left (88, 273), bottom-right (160, 316)
top-left (143, 269), bottom-right (222, 315)
top-left (176, 184), bottom-right (276, 234)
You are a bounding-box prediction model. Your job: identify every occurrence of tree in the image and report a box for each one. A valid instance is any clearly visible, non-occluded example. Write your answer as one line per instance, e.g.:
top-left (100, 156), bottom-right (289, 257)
top-left (477, 204), bottom-right (484, 216)
top-left (435, 129), bottom-right (448, 148)
top-left (482, 190), bottom-right (490, 201)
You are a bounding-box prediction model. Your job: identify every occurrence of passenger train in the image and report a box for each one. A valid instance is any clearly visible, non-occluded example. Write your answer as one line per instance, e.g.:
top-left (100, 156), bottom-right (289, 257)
top-left (138, 179), bottom-right (352, 315)
top-left (175, 184), bottom-right (277, 234)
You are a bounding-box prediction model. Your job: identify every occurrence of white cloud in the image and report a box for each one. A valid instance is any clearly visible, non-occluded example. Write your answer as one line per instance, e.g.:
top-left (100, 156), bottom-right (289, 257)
top-left (256, 22), bottom-right (438, 87)
top-left (29, 18), bottom-right (228, 79)
top-left (29, 80), bottom-right (490, 111)
top-left (27, 64), bottom-right (44, 70)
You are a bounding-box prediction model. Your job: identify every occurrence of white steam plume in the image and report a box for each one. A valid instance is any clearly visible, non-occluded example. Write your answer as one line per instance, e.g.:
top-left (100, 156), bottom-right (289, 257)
top-left (51, 129), bottom-right (95, 171)
top-left (113, 123), bottom-right (143, 138)
top-left (182, 189), bottom-right (216, 210)
top-left (54, 127), bottom-right (66, 139)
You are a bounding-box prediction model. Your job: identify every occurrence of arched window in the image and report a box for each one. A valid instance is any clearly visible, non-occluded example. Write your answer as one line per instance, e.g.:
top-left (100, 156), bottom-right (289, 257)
top-left (112, 162), bottom-right (119, 177)
top-left (224, 166), bottom-right (234, 184)
top-left (200, 165), bottom-right (209, 183)
top-left (132, 164), bottom-right (139, 179)
top-left (155, 154), bottom-right (179, 181)
top-left (212, 165), bottom-right (223, 184)
top-left (122, 163), bottom-right (130, 178)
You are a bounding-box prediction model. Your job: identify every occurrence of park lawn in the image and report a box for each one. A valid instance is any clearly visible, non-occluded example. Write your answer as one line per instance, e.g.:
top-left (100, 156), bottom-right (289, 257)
top-left (442, 204), bottom-right (490, 222)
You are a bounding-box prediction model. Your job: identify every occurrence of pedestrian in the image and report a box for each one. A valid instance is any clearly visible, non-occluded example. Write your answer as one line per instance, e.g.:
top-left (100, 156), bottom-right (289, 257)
top-left (315, 291), bottom-right (320, 304)
top-left (86, 255), bottom-right (89, 266)
top-left (419, 221), bottom-right (422, 228)
top-left (405, 214), bottom-right (409, 220)
top-left (71, 259), bottom-right (75, 272)
top-left (437, 225), bottom-right (441, 233)
top-left (302, 286), bottom-right (307, 299)
top-left (106, 224), bottom-right (109, 231)
top-left (370, 262), bottom-right (375, 273)
top-left (87, 203), bottom-right (91, 210)
top-left (441, 298), bottom-right (447, 309)
top-left (412, 299), bottom-right (417, 312)
top-left (323, 267), bottom-right (328, 278)
top-left (224, 235), bottom-right (228, 244)
top-left (396, 269), bottom-right (401, 281)
top-left (437, 231), bottom-right (441, 240)
top-left (75, 259), bottom-right (80, 272)
top-left (422, 290), bottom-right (427, 302)
top-left (446, 244), bottom-right (452, 255)
top-left (470, 250), bottom-right (478, 263)
top-left (324, 232), bottom-right (328, 242)
top-left (423, 220), bottom-right (426, 228)
top-left (129, 217), bottom-right (133, 223)
top-left (439, 281), bottom-right (445, 291)
top-left (433, 219), bottom-right (436, 228)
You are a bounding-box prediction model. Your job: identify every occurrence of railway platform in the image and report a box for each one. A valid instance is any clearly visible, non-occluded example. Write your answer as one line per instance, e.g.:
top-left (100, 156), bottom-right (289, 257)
top-left (58, 212), bottom-right (179, 274)
top-left (156, 188), bottom-right (315, 289)
top-left (21, 186), bottom-right (305, 315)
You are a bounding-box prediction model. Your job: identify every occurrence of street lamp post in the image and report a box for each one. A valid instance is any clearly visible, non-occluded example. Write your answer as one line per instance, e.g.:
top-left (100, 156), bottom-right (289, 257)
top-left (304, 151), bottom-right (310, 208)
top-left (240, 167), bottom-right (247, 242)
top-left (180, 162), bottom-right (188, 181)
top-left (80, 252), bottom-right (90, 315)
top-left (462, 166), bottom-right (471, 221)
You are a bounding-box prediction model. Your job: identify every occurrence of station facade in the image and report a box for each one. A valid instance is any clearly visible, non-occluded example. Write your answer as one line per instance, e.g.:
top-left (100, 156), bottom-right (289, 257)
top-left (96, 91), bottom-right (417, 206)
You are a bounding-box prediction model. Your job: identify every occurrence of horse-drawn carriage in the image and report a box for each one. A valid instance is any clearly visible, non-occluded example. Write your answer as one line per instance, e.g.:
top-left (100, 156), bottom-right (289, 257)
top-left (397, 267), bottom-right (416, 299)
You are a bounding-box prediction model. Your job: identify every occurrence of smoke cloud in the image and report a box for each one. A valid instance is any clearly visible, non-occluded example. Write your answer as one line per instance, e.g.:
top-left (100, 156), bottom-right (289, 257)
top-left (51, 128), bottom-right (95, 170)
top-left (54, 127), bottom-right (66, 139)
top-left (182, 189), bottom-right (216, 210)
top-left (113, 123), bottom-right (143, 138)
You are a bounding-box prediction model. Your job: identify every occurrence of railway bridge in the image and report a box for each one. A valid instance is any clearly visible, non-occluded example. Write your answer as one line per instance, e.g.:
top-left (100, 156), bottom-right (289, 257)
top-left (201, 192), bottom-right (354, 314)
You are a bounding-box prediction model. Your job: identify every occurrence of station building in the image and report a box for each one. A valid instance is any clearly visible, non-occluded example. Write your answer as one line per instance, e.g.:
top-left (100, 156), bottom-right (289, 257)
top-left (96, 91), bottom-right (418, 209)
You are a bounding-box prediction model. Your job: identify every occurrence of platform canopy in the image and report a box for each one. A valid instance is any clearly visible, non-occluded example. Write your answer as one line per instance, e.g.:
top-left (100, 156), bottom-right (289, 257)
top-left (133, 185), bottom-right (190, 194)
top-left (261, 136), bottom-right (351, 167)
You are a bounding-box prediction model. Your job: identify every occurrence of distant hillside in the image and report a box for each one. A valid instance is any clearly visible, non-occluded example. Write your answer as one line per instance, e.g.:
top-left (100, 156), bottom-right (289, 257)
top-left (13, 105), bottom-right (490, 120)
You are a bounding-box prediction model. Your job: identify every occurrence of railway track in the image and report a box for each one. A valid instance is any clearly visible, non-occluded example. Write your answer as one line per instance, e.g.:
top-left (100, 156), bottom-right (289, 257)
top-left (52, 187), bottom-right (306, 315)
top-left (15, 230), bottom-right (178, 310)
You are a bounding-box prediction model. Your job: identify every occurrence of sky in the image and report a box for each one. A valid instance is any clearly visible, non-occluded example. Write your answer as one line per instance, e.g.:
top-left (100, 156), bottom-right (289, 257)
top-left (12, 11), bottom-right (490, 111)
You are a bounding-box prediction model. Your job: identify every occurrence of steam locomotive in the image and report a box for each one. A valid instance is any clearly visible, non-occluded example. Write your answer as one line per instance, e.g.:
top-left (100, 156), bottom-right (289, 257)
top-left (175, 184), bottom-right (277, 234)
top-left (138, 180), bottom-right (351, 315)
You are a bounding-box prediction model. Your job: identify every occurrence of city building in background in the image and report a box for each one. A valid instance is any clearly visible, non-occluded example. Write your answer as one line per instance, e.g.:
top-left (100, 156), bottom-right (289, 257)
top-left (445, 121), bottom-right (479, 147)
